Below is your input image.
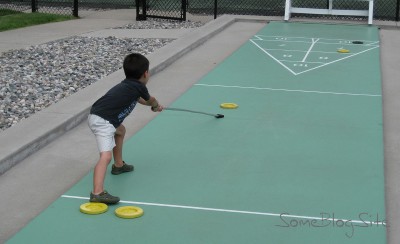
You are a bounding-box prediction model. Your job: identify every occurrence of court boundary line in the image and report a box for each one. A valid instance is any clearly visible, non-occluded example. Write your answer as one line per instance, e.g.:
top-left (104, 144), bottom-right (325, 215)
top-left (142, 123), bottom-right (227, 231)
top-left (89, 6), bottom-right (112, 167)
top-left (250, 48), bottom-right (365, 55)
top-left (194, 84), bottom-right (381, 97)
top-left (61, 194), bottom-right (384, 225)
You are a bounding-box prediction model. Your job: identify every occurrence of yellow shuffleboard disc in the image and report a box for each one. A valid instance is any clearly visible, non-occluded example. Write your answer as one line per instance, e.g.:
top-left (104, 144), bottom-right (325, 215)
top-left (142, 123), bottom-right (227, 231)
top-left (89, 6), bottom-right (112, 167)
top-left (337, 48), bottom-right (350, 53)
top-left (115, 206), bottom-right (144, 219)
top-left (80, 202), bottom-right (108, 215)
top-left (220, 103), bottom-right (238, 109)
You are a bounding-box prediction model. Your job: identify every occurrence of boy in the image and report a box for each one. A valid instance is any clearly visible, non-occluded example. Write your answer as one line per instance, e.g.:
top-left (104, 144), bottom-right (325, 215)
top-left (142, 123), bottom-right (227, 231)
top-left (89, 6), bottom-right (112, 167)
top-left (88, 53), bottom-right (163, 204)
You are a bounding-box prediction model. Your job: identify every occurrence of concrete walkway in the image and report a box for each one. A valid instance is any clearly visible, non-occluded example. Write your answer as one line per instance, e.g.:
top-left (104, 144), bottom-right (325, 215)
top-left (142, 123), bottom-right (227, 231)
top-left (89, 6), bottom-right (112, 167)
top-left (0, 9), bottom-right (220, 53)
top-left (0, 9), bottom-right (399, 244)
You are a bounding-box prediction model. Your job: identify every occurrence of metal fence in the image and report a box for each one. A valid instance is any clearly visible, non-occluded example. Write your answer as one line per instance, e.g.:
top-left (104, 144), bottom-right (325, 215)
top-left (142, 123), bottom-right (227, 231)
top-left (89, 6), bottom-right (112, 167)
top-left (1, 0), bottom-right (399, 21)
top-left (138, 0), bottom-right (400, 22)
top-left (0, 0), bottom-right (77, 16)
top-left (136, 0), bottom-right (186, 20)
top-left (190, 0), bottom-right (400, 21)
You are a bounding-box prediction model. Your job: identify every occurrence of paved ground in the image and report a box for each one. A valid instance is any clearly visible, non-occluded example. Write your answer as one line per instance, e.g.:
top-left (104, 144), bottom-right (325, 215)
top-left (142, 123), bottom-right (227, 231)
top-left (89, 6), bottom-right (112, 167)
top-left (0, 9), bottom-right (399, 243)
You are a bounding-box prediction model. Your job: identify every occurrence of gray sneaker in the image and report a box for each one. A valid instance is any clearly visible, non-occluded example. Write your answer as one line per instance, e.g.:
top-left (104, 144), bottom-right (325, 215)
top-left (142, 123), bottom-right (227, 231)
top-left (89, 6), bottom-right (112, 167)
top-left (90, 191), bottom-right (120, 204)
top-left (111, 161), bottom-right (134, 175)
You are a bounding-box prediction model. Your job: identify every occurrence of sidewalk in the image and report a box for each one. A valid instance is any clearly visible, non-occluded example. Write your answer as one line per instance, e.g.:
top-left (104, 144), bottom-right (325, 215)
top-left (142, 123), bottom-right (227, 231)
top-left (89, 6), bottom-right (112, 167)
top-left (0, 9), bottom-right (197, 53)
top-left (0, 10), bottom-right (399, 244)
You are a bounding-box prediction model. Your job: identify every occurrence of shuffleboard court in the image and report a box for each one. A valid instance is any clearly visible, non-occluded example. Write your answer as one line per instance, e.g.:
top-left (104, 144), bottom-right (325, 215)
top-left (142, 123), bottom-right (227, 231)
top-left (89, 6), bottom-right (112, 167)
top-left (7, 22), bottom-right (386, 243)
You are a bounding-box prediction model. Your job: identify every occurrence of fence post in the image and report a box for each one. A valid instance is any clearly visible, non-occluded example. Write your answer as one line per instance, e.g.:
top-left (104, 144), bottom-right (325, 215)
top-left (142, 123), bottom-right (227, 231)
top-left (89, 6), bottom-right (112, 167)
top-left (136, 0), bottom-right (147, 20)
top-left (182, 0), bottom-right (186, 21)
top-left (214, 0), bottom-right (217, 19)
top-left (396, 0), bottom-right (400, 21)
top-left (31, 0), bottom-right (37, 12)
top-left (73, 0), bottom-right (78, 17)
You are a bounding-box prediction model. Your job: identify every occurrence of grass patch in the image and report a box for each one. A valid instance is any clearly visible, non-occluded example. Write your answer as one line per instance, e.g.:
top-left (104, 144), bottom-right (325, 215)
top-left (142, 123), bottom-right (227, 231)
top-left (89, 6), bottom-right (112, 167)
top-left (0, 11), bottom-right (76, 32)
top-left (0, 9), bottom-right (21, 16)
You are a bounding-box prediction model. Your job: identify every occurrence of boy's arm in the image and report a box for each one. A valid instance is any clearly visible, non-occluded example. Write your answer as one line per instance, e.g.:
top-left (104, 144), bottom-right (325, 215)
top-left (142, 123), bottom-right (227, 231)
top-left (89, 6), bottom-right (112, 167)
top-left (138, 97), bottom-right (163, 112)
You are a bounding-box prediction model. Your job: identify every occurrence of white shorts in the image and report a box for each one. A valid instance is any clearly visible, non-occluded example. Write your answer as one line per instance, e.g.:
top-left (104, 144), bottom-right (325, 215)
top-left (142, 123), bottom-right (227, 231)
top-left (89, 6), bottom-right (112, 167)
top-left (88, 114), bottom-right (116, 152)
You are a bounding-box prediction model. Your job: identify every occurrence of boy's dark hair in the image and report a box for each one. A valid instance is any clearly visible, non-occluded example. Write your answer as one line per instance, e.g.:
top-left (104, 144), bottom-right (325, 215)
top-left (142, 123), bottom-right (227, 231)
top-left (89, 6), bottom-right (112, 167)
top-left (123, 53), bottom-right (149, 79)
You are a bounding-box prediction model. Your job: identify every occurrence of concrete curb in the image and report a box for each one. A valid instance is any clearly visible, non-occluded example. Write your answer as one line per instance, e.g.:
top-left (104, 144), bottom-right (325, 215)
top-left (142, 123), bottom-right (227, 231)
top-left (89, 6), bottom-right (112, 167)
top-left (0, 15), bottom-right (268, 175)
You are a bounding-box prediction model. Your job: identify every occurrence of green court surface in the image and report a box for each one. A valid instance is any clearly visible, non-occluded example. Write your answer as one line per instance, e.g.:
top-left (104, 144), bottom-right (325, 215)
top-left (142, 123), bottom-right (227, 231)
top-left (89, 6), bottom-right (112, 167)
top-left (7, 22), bottom-right (386, 243)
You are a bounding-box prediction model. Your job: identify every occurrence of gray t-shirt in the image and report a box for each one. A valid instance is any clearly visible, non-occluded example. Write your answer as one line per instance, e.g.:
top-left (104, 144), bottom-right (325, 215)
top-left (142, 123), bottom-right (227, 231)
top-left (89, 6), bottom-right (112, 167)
top-left (90, 78), bottom-right (150, 128)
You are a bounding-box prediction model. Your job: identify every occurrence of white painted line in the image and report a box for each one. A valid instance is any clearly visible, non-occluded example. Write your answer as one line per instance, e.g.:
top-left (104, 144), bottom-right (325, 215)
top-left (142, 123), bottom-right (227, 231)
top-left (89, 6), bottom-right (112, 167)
top-left (367, 41), bottom-right (380, 46)
top-left (253, 35), bottom-right (380, 46)
top-left (252, 38), bottom-right (378, 47)
top-left (194, 84), bottom-right (381, 97)
top-left (61, 194), bottom-right (384, 225)
top-left (280, 60), bottom-right (326, 64)
top-left (254, 48), bottom-right (358, 55)
top-left (302, 38), bottom-right (319, 62)
top-left (252, 35), bottom-right (263, 41)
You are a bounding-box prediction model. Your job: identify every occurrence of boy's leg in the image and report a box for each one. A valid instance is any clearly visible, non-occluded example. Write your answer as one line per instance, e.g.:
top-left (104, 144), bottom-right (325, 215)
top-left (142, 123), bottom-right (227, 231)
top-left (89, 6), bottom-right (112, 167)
top-left (91, 150), bottom-right (120, 204)
top-left (111, 124), bottom-right (134, 175)
top-left (93, 151), bottom-right (112, 194)
top-left (88, 114), bottom-right (120, 204)
top-left (113, 124), bottom-right (125, 167)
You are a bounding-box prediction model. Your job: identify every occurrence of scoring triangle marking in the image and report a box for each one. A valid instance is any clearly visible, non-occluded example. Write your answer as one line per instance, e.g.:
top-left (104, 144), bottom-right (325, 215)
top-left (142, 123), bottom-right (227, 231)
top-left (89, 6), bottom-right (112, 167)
top-left (250, 35), bottom-right (379, 75)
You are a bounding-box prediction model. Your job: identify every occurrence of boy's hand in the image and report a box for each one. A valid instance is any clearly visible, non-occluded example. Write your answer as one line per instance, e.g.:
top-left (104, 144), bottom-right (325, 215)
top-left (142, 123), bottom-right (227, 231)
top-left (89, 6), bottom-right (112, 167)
top-left (151, 104), bottom-right (164, 112)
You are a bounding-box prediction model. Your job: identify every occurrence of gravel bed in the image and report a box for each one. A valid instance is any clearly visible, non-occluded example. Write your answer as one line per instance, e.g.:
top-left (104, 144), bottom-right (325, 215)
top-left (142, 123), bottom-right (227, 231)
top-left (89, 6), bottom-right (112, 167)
top-left (0, 20), bottom-right (203, 132)
top-left (114, 19), bottom-right (205, 29)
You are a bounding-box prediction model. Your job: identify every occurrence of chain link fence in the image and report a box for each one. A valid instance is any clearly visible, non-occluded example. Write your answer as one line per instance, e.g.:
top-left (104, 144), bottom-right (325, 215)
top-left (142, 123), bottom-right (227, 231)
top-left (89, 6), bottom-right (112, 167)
top-left (0, 0), bottom-right (77, 16)
top-left (1, 0), bottom-right (32, 15)
top-left (1, 0), bottom-right (399, 21)
top-left (202, 0), bottom-right (284, 16)
top-left (189, 0), bottom-right (399, 21)
top-left (137, 0), bottom-right (185, 20)
top-left (285, 0), bottom-right (398, 21)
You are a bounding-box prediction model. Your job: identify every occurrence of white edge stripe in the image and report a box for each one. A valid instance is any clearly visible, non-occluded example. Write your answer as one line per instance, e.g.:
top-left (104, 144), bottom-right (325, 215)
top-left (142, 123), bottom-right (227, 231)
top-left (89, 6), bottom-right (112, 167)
top-left (61, 195), bottom-right (384, 225)
top-left (195, 84), bottom-right (381, 97)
